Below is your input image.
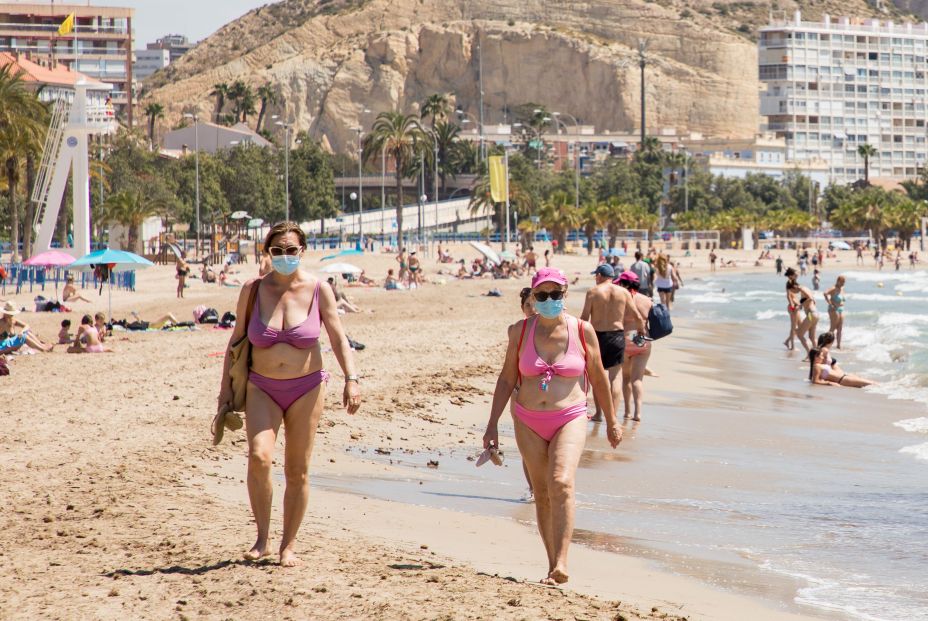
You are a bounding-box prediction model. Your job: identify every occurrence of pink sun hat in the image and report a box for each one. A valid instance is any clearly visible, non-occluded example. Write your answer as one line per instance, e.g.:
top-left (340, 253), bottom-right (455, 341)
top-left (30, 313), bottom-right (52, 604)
top-left (614, 270), bottom-right (639, 285)
top-left (531, 267), bottom-right (567, 289)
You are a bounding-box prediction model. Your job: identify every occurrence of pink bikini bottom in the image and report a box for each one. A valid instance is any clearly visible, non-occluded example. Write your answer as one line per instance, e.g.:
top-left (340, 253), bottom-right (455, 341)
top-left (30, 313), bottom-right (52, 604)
top-left (249, 369), bottom-right (329, 412)
top-left (512, 401), bottom-right (588, 441)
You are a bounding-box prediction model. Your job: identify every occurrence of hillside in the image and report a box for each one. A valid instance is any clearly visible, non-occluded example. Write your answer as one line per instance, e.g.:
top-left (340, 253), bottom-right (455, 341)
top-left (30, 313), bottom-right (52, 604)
top-left (144, 0), bottom-right (911, 152)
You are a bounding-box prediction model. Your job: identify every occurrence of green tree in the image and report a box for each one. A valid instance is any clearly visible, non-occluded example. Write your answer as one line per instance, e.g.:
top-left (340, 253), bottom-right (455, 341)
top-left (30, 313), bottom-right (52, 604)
top-left (218, 143), bottom-right (286, 223)
top-left (421, 93), bottom-right (452, 129)
top-left (256, 83), bottom-right (280, 133)
top-left (289, 132), bottom-right (338, 226)
top-left (831, 186), bottom-right (892, 247)
top-left (885, 194), bottom-right (927, 249)
top-left (210, 82), bottom-right (229, 124)
top-left (103, 190), bottom-right (166, 253)
top-left (539, 190), bottom-right (580, 251)
top-left (857, 143), bottom-right (877, 185)
top-left (432, 120), bottom-right (460, 198)
top-left (579, 202), bottom-right (605, 255)
top-left (362, 111), bottom-right (424, 247)
top-left (144, 102), bottom-right (164, 148)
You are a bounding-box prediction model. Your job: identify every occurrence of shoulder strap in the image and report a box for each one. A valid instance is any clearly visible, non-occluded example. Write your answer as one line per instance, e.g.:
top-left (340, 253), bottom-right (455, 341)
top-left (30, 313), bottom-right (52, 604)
top-left (516, 317), bottom-right (528, 386)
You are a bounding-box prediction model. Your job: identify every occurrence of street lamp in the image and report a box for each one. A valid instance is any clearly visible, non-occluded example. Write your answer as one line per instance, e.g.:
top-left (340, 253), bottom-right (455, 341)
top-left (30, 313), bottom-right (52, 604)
top-left (274, 117), bottom-right (291, 221)
top-left (354, 125), bottom-right (364, 249)
top-left (419, 193), bottom-right (427, 247)
top-left (680, 143), bottom-right (689, 213)
top-left (433, 142), bottom-right (439, 255)
top-left (456, 107), bottom-right (480, 167)
top-left (183, 112), bottom-right (200, 259)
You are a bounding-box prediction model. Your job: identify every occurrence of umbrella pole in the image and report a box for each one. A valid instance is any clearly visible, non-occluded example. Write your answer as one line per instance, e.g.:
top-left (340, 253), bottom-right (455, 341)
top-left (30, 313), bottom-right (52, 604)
top-left (108, 277), bottom-right (113, 327)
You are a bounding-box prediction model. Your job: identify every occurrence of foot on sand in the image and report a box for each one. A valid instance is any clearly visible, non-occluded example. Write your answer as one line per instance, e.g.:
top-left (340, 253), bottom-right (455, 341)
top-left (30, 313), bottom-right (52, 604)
top-left (547, 567), bottom-right (569, 584)
top-left (632, 416), bottom-right (641, 422)
top-left (590, 411), bottom-right (603, 422)
top-left (644, 367), bottom-right (659, 377)
top-left (243, 540), bottom-right (271, 561)
top-left (279, 548), bottom-right (303, 567)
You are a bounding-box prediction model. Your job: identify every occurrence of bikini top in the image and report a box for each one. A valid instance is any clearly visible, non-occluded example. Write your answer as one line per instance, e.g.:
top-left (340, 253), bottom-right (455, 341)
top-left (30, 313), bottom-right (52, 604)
top-left (517, 315), bottom-right (587, 389)
top-left (248, 281), bottom-right (322, 349)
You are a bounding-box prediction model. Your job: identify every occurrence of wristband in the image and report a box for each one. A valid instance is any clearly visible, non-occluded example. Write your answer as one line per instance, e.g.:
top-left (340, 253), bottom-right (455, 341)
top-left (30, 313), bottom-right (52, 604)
top-left (345, 375), bottom-right (360, 383)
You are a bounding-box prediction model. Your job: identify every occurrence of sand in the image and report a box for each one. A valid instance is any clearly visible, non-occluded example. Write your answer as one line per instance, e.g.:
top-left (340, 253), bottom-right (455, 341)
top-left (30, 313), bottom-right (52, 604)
top-left (0, 243), bottom-right (886, 620)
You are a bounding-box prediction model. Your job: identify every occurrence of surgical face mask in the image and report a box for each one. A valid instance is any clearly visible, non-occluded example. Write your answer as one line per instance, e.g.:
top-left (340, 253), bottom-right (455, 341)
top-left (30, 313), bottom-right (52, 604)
top-left (271, 255), bottom-right (301, 276)
top-left (534, 298), bottom-right (564, 319)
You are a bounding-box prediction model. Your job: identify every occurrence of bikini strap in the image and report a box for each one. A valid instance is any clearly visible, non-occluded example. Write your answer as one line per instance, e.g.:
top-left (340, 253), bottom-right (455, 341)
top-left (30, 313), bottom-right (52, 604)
top-left (516, 317), bottom-right (528, 387)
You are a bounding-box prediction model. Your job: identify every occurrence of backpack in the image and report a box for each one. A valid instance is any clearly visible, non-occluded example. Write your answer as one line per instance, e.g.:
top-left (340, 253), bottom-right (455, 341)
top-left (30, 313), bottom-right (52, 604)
top-left (198, 308), bottom-right (219, 324)
top-left (647, 303), bottom-right (673, 340)
top-left (219, 311), bottom-right (236, 329)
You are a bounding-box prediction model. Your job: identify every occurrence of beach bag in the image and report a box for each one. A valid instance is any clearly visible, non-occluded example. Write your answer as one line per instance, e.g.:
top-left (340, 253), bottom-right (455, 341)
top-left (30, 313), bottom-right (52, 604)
top-left (199, 308), bottom-right (219, 324)
top-left (648, 303), bottom-right (673, 341)
top-left (219, 311), bottom-right (236, 329)
top-left (227, 279), bottom-right (262, 412)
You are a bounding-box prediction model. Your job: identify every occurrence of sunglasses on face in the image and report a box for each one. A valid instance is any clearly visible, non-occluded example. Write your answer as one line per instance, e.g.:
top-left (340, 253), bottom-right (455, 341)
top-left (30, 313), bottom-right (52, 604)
top-left (268, 245), bottom-right (302, 257)
top-left (533, 290), bottom-right (565, 302)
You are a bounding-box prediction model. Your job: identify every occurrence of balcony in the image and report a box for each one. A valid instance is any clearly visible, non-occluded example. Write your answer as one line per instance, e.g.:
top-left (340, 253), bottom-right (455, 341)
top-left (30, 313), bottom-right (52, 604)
top-left (0, 22), bottom-right (129, 37)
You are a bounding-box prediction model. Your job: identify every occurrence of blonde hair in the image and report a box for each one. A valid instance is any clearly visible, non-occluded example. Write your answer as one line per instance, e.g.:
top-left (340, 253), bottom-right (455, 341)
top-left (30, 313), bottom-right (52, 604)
top-left (263, 221), bottom-right (306, 253)
top-left (656, 254), bottom-right (669, 277)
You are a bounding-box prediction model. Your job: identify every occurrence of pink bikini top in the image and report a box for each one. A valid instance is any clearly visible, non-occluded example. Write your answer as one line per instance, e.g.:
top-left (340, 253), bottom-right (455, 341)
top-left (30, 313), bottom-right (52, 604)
top-left (248, 281), bottom-right (322, 349)
top-left (517, 315), bottom-right (587, 390)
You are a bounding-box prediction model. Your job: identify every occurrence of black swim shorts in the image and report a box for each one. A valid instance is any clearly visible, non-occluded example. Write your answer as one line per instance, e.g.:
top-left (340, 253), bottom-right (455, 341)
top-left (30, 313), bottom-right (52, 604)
top-left (595, 329), bottom-right (625, 369)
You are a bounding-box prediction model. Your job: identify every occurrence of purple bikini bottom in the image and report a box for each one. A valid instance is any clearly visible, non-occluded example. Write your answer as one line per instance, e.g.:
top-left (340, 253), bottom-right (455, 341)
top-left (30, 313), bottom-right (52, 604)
top-left (248, 369), bottom-right (329, 411)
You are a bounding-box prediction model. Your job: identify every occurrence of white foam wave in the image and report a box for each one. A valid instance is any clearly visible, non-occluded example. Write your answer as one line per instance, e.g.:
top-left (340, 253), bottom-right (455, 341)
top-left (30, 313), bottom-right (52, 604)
top-left (877, 313), bottom-right (928, 328)
top-left (866, 375), bottom-right (928, 407)
top-left (688, 294), bottom-right (731, 304)
top-left (756, 309), bottom-right (788, 320)
top-left (842, 270), bottom-right (928, 284)
top-left (900, 442), bottom-right (928, 462)
top-left (894, 417), bottom-right (928, 434)
top-left (849, 293), bottom-right (928, 303)
top-left (744, 290), bottom-right (782, 299)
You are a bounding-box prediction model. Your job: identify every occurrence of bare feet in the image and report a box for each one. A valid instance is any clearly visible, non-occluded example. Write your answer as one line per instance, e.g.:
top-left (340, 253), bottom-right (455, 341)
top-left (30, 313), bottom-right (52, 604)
top-left (548, 567), bottom-right (569, 584)
top-left (632, 416), bottom-right (641, 422)
top-left (590, 411), bottom-right (603, 422)
top-left (243, 540), bottom-right (270, 561)
top-left (644, 367), bottom-right (659, 377)
top-left (279, 547), bottom-right (303, 567)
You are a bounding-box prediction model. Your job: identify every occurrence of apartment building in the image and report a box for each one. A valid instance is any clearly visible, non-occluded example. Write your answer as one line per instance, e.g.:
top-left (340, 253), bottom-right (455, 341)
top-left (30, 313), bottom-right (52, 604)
top-left (134, 47), bottom-right (168, 81)
top-left (760, 11), bottom-right (928, 183)
top-left (146, 34), bottom-right (192, 63)
top-left (0, 2), bottom-right (134, 125)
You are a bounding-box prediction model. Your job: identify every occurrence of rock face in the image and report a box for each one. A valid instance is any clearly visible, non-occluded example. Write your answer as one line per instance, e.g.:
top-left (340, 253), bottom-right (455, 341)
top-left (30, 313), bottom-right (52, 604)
top-left (146, 0), bottom-right (896, 151)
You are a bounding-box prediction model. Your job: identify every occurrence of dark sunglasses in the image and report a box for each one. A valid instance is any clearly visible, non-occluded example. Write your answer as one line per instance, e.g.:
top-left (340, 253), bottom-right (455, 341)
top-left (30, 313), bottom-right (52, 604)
top-left (268, 245), bottom-right (302, 257)
top-left (533, 290), bottom-right (565, 302)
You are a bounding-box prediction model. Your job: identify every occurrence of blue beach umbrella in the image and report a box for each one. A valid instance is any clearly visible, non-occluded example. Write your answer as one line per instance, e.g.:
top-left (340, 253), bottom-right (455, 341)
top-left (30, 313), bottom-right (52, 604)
top-left (69, 248), bottom-right (155, 321)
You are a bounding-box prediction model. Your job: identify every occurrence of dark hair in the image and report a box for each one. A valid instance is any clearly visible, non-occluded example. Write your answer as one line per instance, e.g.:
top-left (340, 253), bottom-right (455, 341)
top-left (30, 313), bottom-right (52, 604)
top-left (81, 314), bottom-right (93, 326)
top-left (784, 267), bottom-right (797, 278)
top-left (817, 332), bottom-right (835, 348)
top-left (61, 319), bottom-right (71, 327)
top-left (388, 268), bottom-right (394, 275)
top-left (809, 348), bottom-right (821, 380)
top-left (618, 278), bottom-right (640, 292)
top-left (519, 287), bottom-right (532, 307)
top-left (635, 251), bottom-right (643, 261)
top-left (263, 221), bottom-right (306, 253)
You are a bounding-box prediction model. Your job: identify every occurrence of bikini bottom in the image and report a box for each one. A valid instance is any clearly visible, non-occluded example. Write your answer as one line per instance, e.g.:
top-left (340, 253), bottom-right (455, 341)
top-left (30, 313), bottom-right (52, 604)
top-left (512, 401), bottom-right (587, 442)
top-left (249, 369), bottom-right (328, 412)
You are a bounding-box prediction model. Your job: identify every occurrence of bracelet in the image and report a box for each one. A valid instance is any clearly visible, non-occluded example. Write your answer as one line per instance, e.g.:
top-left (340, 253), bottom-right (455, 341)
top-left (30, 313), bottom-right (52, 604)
top-left (345, 375), bottom-right (360, 383)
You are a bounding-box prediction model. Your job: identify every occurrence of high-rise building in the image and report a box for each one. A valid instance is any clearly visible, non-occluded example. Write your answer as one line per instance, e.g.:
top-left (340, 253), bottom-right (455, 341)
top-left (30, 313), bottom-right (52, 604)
top-left (0, 2), bottom-right (134, 126)
top-left (760, 11), bottom-right (928, 184)
top-left (134, 47), bottom-right (168, 81)
top-left (147, 34), bottom-right (193, 63)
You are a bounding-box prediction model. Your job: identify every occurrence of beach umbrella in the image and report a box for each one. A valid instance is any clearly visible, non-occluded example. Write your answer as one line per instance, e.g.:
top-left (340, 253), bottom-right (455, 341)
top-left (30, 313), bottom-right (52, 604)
top-left (321, 248), bottom-right (363, 261)
top-left (68, 249), bottom-right (155, 321)
top-left (319, 262), bottom-right (362, 275)
top-left (230, 211), bottom-right (250, 220)
top-left (469, 241), bottom-right (501, 266)
top-left (830, 240), bottom-right (852, 250)
top-left (23, 250), bottom-right (75, 299)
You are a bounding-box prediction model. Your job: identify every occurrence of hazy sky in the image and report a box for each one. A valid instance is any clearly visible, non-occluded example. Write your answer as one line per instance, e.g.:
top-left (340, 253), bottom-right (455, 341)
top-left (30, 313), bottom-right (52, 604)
top-left (91, 0), bottom-right (272, 47)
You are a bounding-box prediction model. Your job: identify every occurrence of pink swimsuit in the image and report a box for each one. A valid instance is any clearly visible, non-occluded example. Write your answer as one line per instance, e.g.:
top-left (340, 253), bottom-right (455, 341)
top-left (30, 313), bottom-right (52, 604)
top-left (513, 315), bottom-right (589, 441)
top-left (247, 281), bottom-right (328, 411)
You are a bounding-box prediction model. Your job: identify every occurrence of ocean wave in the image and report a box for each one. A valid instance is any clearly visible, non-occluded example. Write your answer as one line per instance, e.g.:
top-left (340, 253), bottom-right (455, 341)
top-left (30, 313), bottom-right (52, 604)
top-left (744, 290), bottom-right (783, 299)
top-left (900, 441), bottom-right (928, 462)
top-left (866, 375), bottom-right (928, 407)
top-left (756, 309), bottom-right (788, 320)
top-left (877, 313), bottom-right (928, 328)
top-left (893, 417), bottom-right (928, 434)
top-left (849, 293), bottom-right (928, 303)
top-left (842, 270), bottom-right (928, 284)
top-left (688, 294), bottom-right (732, 304)
top-left (842, 328), bottom-right (909, 365)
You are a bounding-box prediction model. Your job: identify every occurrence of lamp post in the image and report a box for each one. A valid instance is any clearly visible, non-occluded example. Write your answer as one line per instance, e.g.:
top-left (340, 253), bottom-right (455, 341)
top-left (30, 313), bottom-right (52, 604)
top-left (456, 107), bottom-right (480, 168)
top-left (274, 118), bottom-right (291, 221)
top-left (680, 145), bottom-right (689, 213)
top-left (183, 112), bottom-right (200, 258)
top-left (433, 142), bottom-right (439, 256)
top-left (552, 112), bottom-right (581, 215)
top-left (354, 126), bottom-right (364, 249)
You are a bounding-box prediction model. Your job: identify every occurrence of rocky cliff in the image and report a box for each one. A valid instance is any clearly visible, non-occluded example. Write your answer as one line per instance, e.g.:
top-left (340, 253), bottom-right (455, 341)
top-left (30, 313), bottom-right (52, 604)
top-left (145, 0), bottom-right (902, 151)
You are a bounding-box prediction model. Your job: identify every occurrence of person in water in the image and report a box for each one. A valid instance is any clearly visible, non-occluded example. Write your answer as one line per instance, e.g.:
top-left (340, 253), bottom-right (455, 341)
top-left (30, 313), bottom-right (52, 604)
top-left (823, 275), bottom-right (846, 350)
top-left (483, 267), bottom-right (621, 586)
top-left (809, 347), bottom-right (876, 388)
top-left (217, 221), bottom-right (361, 567)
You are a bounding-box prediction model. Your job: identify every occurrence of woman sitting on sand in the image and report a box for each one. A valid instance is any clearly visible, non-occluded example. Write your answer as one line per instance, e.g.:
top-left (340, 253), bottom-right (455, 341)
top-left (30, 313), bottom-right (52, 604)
top-left (217, 221), bottom-right (361, 567)
top-left (0, 302), bottom-right (54, 353)
top-left (483, 267), bottom-right (620, 586)
top-left (67, 314), bottom-right (111, 353)
top-left (823, 275), bottom-right (846, 350)
top-left (62, 275), bottom-right (91, 303)
top-left (809, 347), bottom-right (876, 388)
top-left (384, 269), bottom-right (399, 290)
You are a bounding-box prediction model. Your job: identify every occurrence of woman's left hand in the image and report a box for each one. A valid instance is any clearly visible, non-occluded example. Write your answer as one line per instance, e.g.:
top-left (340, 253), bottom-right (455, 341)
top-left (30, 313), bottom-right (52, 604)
top-left (343, 380), bottom-right (361, 415)
top-left (607, 423), bottom-right (622, 449)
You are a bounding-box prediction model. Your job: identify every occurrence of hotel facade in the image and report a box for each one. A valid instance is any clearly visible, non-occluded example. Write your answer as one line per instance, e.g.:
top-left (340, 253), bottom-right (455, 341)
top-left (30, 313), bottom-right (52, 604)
top-left (759, 11), bottom-right (928, 183)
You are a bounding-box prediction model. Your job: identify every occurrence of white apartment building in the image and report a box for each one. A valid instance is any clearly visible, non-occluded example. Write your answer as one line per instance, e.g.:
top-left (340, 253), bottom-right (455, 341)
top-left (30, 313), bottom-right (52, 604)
top-left (133, 47), bottom-right (167, 80)
top-left (760, 11), bottom-right (928, 183)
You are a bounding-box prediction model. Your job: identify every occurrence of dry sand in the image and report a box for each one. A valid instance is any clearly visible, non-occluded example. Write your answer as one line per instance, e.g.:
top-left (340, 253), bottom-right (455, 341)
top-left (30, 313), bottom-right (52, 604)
top-left (0, 244), bottom-right (865, 620)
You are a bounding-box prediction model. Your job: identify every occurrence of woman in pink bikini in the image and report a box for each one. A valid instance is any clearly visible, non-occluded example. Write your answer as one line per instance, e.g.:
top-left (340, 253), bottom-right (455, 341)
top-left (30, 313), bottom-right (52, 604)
top-left (483, 267), bottom-right (621, 586)
top-left (616, 271), bottom-right (652, 420)
top-left (217, 221), bottom-right (361, 567)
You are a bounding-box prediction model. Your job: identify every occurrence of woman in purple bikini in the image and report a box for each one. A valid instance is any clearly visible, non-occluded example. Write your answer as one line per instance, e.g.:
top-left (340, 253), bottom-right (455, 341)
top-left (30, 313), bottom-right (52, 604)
top-left (217, 221), bottom-right (361, 567)
top-left (483, 267), bottom-right (621, 586)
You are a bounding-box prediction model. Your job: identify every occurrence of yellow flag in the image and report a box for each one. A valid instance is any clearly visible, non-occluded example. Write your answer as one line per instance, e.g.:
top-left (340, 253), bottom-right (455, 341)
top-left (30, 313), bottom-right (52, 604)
top-left (488, 155), bottom-right (507, 203)
top-left (58, 13), bottom-right (75, 36)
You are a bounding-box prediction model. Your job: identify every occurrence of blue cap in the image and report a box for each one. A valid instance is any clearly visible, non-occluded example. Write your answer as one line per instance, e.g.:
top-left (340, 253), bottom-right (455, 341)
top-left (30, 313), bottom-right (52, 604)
top-left (591, 264), bottom-right (615, 278)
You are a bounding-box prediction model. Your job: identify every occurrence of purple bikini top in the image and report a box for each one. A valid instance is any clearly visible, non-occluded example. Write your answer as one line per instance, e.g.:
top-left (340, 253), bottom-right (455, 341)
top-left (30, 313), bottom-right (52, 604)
top-left (247, 281), bottom-right (322, 349)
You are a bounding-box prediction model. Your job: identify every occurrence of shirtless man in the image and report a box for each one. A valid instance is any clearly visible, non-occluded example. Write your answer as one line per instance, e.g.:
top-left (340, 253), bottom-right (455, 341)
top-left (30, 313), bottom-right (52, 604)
top-left (62, 275), bottom-right (91, 303)
top-left (580, 264), bottom-right (646, 421)
top-left (524, 246), bottom-right (538, 275)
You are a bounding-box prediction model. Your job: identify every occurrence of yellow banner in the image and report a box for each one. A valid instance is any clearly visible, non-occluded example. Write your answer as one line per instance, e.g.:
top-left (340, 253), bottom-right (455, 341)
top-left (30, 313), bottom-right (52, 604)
top-left (58, 13), bottom-right (75, 36)
top-left (488, 155), bottom-right (507, 203)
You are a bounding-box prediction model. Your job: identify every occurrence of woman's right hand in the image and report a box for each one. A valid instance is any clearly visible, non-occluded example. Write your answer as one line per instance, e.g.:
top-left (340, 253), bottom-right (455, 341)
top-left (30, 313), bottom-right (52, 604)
top-left (483, 423), bottom-right (499, 449)
top-left (217, 383), bottom-right (233, 410)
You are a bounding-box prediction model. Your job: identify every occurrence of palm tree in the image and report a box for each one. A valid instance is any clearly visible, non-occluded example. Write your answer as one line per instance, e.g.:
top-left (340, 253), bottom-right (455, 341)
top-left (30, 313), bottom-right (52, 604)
top-left (238, 87), bottom-right (257, 124)
top-left (256, 83), bottom-right (280, 132)
top-left (210, 82), bottom-right (229, 123)
top-left (858, 143), bottom-right (877, 185)
top-left (0, 63), bottom-right (47, 261)
top-left (362, 112), bottom-right (424, 247)
top-left (103, 190), bottom-right (165, 253)
top-left (539, 190), bottom-right (580, 252)
top-left (144, 102), bottom-right (164, 149)
top-left (579, 202), bottom-right (605, 255)
top-left (600, 198), bottom-right (638, 249)
top-left (432, 120), bottom-right (460, 198)
top-left (421, 93), bottom-right (452, 129)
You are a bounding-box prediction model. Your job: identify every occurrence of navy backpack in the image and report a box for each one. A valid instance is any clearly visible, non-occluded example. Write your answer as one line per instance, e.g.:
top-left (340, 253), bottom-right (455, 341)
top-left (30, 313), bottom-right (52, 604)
top-left (648, 303), bottom-right (673, 340)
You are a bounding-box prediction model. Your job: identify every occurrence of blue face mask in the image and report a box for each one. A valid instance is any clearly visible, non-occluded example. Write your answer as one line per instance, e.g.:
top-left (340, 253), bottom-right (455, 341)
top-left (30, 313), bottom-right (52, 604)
top-left (534, 298), bottom-right (564, 319)
top-left (271, 255), bottom-right (301, 276)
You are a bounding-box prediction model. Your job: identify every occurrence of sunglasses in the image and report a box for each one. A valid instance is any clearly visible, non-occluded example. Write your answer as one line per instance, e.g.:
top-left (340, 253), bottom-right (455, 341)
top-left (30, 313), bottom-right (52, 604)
top-left (533, 290), bottom-right (565, 302)
top-left (268, 245), bottom-right (302, 257)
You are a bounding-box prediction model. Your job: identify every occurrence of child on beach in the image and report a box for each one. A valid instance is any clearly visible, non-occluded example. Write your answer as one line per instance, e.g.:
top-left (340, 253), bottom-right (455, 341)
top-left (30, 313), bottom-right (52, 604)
top-left (813, 269), bottom-right (821, 291)
top-left (58, 319), bottom-right (72, 344)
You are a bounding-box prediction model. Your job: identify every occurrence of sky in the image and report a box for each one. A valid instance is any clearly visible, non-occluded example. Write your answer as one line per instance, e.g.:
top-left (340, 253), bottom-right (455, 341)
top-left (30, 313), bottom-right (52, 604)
top-left (91, 0), bottom-right (272, 47)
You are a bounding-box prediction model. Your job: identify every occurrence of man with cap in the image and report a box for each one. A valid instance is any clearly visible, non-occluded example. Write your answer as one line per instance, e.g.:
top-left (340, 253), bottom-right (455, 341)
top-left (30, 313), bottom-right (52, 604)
top-left (581, 264), bottom-right (646, 421)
